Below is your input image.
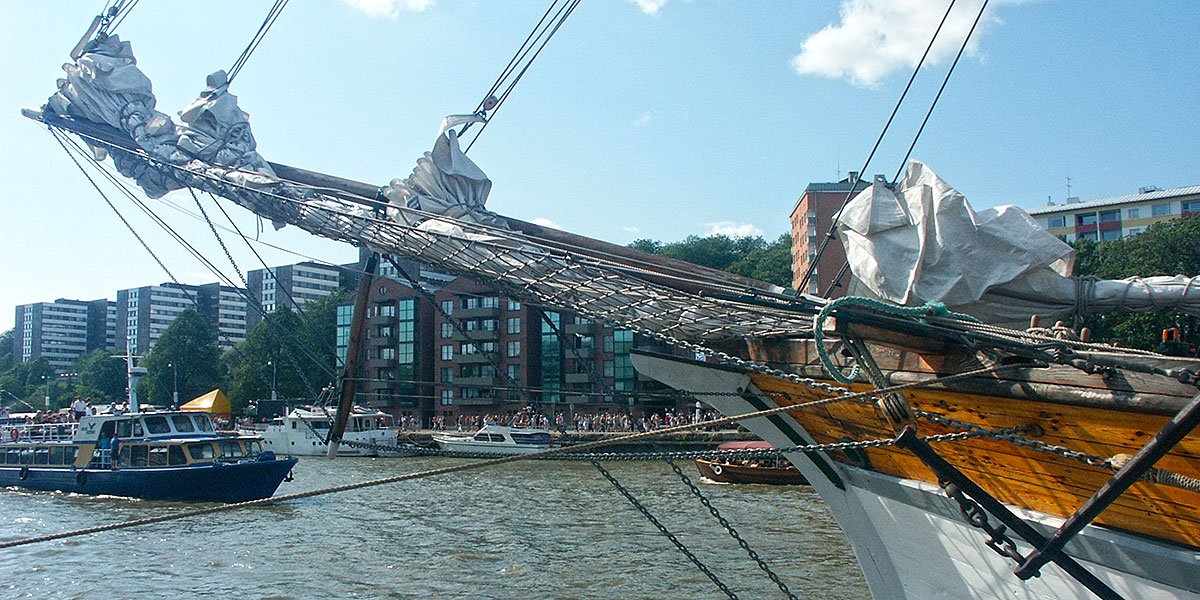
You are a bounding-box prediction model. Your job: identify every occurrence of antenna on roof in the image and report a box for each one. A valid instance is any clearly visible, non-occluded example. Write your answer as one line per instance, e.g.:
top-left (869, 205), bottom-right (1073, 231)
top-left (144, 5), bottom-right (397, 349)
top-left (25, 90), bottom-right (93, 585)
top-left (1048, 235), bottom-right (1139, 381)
top-left (1066, 176), bottom-right (1072, 201)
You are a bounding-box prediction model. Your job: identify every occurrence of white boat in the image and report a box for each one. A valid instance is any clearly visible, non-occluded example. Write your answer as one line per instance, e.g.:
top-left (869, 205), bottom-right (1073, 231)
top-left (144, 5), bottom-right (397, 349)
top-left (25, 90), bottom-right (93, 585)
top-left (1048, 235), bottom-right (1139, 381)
top-left (432, 425), bottom-right (552, 456)
top-left (259, 407), bottom-right (401, 457)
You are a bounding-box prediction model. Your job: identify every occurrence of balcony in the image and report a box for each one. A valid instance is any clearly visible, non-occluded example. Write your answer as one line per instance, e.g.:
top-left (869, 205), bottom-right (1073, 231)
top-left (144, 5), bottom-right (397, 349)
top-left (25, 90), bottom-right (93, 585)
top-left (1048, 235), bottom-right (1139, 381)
top-left (572, 347), bottom-right (594, 359)
top-left (451, 329), bottom-right (499, 342)
top-left (454, 353), bottom-right (493, 364)
top-left (456, 375), bottom-right (499, 388)
top-left (453, 396), bottom-right (501, 406)
top-left (368, 335), bottom-right (393, 346)
top-left (457, 306), bottom-right (499, 319)
top-left (564, 373), bottom-right (593, 385)
top-left (563, 322), bottom-right (593, 336)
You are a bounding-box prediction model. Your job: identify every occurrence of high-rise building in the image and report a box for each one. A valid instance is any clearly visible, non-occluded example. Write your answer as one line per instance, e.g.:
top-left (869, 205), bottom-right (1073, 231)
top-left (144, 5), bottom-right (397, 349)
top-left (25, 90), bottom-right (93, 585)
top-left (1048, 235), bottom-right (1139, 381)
top-left (789, 172), bottom-right (871, 296)
top-left (245, 261), bottom-right (351, 333)
top-left (13, 298), bottom-right (112, 372)
top-left (116, 283), bottom-right (248, 355)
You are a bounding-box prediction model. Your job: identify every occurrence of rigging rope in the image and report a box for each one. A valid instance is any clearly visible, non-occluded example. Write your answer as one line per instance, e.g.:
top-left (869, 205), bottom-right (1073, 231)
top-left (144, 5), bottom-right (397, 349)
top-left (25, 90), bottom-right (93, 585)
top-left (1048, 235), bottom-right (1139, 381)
top-left (795, 0), bottom-right (960, 296)
top-left (227, 0), bottom-right (291, 85)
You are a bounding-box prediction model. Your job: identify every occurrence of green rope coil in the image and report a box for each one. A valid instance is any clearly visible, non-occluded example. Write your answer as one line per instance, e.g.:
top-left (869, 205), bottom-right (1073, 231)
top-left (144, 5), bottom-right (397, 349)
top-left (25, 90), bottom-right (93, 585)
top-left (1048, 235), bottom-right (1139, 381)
top-left (813, 296), bottom-right (979, 384)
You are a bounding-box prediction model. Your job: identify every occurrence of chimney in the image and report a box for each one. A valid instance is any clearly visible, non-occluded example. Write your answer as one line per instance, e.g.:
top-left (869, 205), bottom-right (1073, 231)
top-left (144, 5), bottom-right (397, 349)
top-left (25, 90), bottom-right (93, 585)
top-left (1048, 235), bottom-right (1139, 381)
top-left (847, 171), bottom-right (859, 184)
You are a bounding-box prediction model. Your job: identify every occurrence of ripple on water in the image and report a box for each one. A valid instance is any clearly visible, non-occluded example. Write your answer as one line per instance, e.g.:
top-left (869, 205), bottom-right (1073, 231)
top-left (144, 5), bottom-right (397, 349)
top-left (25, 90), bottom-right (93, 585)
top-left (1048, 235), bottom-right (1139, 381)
top-left (0, 457), bottom-right (870, 599)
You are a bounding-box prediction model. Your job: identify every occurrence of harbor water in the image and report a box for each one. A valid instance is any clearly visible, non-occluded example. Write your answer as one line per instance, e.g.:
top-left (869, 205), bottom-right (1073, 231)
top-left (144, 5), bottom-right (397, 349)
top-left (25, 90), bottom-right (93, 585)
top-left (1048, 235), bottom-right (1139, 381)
top-left (1, 457), bottom-right (870, 599)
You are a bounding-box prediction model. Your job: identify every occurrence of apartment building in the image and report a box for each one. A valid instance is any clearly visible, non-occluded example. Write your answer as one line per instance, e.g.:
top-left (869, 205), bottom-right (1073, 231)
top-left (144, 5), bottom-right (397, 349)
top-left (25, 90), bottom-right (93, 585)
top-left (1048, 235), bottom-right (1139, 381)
top-left (1027, 185), bottom-right (1200, 242)
top-left (12, 298), bottom-right (112, 372)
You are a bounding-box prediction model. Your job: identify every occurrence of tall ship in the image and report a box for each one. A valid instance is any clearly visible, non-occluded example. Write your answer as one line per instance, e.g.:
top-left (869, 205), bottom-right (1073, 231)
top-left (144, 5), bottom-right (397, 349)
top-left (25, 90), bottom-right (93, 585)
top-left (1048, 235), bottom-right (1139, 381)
top-left (20, 5), bottom-right (1200, 598)
top-left (0, 361), bottom-right (296, 503)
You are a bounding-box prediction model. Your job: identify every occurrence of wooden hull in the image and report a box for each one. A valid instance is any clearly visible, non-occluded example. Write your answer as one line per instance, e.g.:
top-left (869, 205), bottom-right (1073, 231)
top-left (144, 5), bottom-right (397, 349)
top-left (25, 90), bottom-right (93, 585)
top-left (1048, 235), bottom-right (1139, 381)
top-left (694, 458), bottom-right (808, 485)
top-left (632, 348), bottom-right (1200, 600)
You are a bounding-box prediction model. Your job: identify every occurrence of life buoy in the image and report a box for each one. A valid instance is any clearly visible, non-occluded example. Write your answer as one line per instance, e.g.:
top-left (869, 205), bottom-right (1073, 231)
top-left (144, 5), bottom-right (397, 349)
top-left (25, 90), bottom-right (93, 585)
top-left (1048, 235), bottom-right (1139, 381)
top-left (18, 466), bottom-right (30, 480)
top-left (711, 464), bottom-right (723, 476)
top-left (8, 428), bottom-right (17, 442)
top-left (76, 470), bottom-right (88, 487)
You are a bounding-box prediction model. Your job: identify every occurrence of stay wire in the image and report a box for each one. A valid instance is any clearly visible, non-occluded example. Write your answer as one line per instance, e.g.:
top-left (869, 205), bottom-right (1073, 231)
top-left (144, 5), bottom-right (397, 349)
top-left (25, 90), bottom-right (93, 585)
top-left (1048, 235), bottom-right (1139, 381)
top-left (796, 0), bottom-right (958, 296)
top-left (228, 0), bottom-right (290, 84)
top-left (891, 0), bottom-right (990, 185)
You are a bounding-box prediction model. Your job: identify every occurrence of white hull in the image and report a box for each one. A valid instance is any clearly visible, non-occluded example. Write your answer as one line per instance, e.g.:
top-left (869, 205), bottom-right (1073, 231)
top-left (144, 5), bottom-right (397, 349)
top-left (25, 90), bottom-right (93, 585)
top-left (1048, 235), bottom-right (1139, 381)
top-left (433, 425), bottom-right (551, 456)
top-left (260, 428), bottom-right (400, 457)
top-left (431, 437), bottom-right (549, 455)
top-left (632, 353), bottom-right (1200, 600)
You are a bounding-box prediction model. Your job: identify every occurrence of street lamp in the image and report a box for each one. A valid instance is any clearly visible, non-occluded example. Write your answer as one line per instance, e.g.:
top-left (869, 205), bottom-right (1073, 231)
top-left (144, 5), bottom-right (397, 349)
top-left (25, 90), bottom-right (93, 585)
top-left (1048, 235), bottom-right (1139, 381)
top-left (269, 360), bottom-right (277, 403)
top-left (168, 362), bottom-right (178, 409)
top-left (42, 374), bottom-right (50, 409)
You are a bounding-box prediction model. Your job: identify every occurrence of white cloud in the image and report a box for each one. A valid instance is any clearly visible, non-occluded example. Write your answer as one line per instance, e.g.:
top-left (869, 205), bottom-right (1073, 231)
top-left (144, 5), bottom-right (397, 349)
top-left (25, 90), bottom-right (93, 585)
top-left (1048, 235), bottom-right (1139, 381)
top-left (705, 221), bottom-right (763, 238)
top-left (625, 0), bottom-right (670, 15)
top-left (532, 217), bottom-right (562, 230)
top-left (631, 112), bottom-right (653, 128)
top-left (791, 0), bottom-right (1015, 88)
top-left (341, 0), bottom-right (434, 19)
top-left (623, 225), bottom-right (642, 234)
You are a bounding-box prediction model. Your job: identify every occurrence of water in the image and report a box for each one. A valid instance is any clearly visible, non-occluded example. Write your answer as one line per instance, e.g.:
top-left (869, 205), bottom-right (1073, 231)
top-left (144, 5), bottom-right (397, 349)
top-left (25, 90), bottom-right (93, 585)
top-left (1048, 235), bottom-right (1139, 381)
top-left (1, 457), bottom-right (871, 599)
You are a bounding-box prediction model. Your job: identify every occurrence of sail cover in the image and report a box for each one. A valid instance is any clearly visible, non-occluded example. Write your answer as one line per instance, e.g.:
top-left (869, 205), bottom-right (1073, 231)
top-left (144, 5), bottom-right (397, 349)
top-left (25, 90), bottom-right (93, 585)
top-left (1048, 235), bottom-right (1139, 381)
top-left (838, 161), bottom-right (1200, 323)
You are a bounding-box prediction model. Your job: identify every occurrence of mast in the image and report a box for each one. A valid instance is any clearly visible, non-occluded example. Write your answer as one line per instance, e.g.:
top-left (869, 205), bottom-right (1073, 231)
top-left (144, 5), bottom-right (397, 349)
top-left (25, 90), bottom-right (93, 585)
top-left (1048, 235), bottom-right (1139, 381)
top-left (327, 252), bottom-right (378, 457)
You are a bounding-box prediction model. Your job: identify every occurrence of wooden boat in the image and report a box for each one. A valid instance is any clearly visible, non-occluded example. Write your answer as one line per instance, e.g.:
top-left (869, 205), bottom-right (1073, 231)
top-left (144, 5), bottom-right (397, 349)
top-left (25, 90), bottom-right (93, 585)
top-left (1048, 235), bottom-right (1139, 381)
top-left (694, 440), bottom-right (807, 485)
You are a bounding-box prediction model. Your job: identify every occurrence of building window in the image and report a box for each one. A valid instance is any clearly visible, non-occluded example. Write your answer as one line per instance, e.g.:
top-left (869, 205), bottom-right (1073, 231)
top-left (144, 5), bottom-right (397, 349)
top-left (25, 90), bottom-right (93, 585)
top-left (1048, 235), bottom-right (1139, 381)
top-left (1182, 199), bottom-right (1200, 213)
top-left (440, 299), bottom-right (453, 315)
top-left (1099, 210), bottom-right (1120, 223)
top-left (507, 364), bottom-right (520, 381)
top-left (379, 347), bottom-right (396, 360)
top-left (1078, 230), bottom-right (1098, 241)
top-left (441, 345), bottom-right (454, 360)
top-left (481, 296), bottom-right (499, 309)
top-left (1101, 228), bottom-right (1122, 242)
top-left (440, 389), bottom-right (454, 405)
top-left (1076, 213), bottom-right (1097, 226)
top-left (440, 367), bottom-right (454, 383)
top-left (460, 343), bottom-right (477, 355)
top-left (378, 304), bottom-right (396, 317)
top-left (1046, 215), bottom-right (1066, 229)
top-left (507, 317), bottom-right (521, 334)
top-left (1126, 227), bottom-right (1143, 236)
top-left (1126, 208), bottom-right (1140, 219)
top-left (441, 322), bottom-right (453, 338)
top-left (508, 300), bottom-right (521, 311)
top-left (507, 341), bottom-right (521, 358)
top-left (1153, 203), bottom-right (1171, 217)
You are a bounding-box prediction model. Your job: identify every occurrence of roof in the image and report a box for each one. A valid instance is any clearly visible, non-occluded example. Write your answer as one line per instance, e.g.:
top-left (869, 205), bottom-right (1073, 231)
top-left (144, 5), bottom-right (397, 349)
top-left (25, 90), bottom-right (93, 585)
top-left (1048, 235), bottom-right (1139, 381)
top-left (803, 179), bottom-right (872, 194)
top-left (1027, 185), bottom-right (1200, 215)
top-left (181, 389), bottom-right (231, 416)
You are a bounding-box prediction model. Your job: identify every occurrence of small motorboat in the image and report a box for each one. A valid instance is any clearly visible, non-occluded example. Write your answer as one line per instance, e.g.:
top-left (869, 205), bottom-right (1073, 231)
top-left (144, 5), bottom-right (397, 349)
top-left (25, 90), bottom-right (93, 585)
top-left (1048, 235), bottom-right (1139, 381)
top-left (259, 406), bottom-right (407, 457)
top-left (432, 424), bottom-right (552, 456)
top-left (694, 440), bottom-right (807, 485)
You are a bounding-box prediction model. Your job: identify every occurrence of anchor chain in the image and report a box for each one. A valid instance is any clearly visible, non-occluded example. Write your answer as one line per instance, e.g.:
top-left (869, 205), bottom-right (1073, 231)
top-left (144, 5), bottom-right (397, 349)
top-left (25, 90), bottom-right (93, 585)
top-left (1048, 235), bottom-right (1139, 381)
top-left (915, 410), bottom-right (1111, 468)
top-left (664, 458), bottom-right (803, 600)
top-left (590, 459), bottom-right (740, 600)
top-left (944, 482), bottom-right (1025, 564)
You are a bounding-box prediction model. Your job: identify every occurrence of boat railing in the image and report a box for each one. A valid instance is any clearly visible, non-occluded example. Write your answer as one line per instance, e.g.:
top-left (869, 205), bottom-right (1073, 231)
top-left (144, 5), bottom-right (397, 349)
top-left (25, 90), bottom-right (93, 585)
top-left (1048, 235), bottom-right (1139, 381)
top-left (3, 422), bottom-right (78, 443)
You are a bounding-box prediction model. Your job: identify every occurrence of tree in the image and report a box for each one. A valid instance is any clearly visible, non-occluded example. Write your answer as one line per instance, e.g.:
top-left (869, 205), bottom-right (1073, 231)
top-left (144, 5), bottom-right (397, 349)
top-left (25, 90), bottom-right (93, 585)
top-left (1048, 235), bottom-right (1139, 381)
top-left (226, 290), bottom-right (350, 414)
top-left (0, 329), bottom-right (13, 373)
top-left (0, 357), bottom-right (55, 406)
top-left (628, 233), bottom-right (794, 288)
top-left (73, 350), bottom-right (128, 403)
top-left (1074, 215), bottom-right (1200, 350)
top-left (140, 308), bottom-right (225, 407)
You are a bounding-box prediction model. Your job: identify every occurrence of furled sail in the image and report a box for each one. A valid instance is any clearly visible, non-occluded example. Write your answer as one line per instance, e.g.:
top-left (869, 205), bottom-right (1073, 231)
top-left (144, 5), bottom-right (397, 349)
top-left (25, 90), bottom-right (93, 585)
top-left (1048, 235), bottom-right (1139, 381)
top-left (838, 161), bottom-right (1200, 323)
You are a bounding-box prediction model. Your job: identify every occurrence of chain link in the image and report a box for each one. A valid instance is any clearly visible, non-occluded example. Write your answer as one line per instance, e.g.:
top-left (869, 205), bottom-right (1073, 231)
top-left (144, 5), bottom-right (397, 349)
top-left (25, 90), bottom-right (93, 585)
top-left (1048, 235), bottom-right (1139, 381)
top-left (914, 410), bottom-right (1111, 468)
top-left (665, 458), bottom-right (802, 600)
top-left (590, 459), bottom-right (740, 600)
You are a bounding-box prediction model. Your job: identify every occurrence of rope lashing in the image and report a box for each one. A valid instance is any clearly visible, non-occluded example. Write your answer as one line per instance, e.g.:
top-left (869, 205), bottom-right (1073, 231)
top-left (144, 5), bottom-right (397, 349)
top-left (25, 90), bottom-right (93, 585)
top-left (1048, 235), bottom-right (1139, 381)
top-left (813, 296), bottom-right (980, 384)
top-left (1109, 453), bottom-right (1200, 494)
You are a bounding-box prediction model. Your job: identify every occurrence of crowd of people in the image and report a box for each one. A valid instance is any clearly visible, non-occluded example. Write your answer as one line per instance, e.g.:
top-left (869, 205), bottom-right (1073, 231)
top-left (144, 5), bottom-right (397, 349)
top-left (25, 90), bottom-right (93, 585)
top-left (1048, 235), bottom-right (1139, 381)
top-left (422, 408), bottom-right (726, 433)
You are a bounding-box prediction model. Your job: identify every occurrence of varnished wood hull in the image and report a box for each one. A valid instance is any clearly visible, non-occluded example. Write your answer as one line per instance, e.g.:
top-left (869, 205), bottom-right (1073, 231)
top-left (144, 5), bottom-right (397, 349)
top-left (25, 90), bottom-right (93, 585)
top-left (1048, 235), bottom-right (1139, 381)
top-left (632, 348), bottom-right (1200, 600)
top-left (694, 458), bottom-right (808, 485)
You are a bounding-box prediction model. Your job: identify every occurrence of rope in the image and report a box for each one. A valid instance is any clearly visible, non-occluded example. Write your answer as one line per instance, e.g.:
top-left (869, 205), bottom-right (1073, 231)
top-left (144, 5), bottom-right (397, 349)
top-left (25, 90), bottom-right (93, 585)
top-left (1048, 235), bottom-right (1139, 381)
top-left (812, 296), bottom-right (979, 383)
top-left (227, 0), bottom-right (291, 85)
top-left (1108, 454), bottom-right (1200, 493)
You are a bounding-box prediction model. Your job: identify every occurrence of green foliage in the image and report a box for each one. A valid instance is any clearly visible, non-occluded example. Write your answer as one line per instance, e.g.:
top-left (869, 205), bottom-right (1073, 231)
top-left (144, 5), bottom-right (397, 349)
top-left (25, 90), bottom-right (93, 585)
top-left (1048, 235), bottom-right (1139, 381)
top-left (226, 289), bottom-right (350, 413)
top-left (0, 357), bottom-right (55, 406)
top-left (73, 350), bottom-right (128, 403)
top-left (629, 233), bottom-right (794, 288)
top-left (1073, 215), bottom-right (1200, 351)
top-left (0, 329), bottom-right (13, 372)
top-left (140, 308), bottom-right (225, 407)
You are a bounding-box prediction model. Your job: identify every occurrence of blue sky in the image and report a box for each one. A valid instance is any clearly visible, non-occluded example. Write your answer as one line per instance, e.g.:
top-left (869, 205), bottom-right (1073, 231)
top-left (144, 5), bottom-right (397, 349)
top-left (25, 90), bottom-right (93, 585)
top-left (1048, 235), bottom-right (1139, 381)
top-left (2, 0), bottom-right (1198, 332)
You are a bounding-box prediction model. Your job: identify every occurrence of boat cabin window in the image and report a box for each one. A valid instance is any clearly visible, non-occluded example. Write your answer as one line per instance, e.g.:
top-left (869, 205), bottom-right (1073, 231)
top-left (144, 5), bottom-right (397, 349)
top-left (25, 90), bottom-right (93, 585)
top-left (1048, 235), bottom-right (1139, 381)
top-left (144, 416), bottom-right (171, 435)
top-left (474, 433), bottom-right (490, 442)
top-left (114, 418), bottom-right (142, 438)
top-left (489, 434), bottom-right (507, 442)
top-left (188, 443), bottom-right (216, 460)
top-left (219, 441), bottom-right (244, 459)
top-left (149, 446), bottom-right (169, 466)
top-left (171, 415), bottom-right (195, 433)
top-left (168, 446), bottom-right (186, 466)
top-left (33, 447), bottom-right (50, 465)
top-left (5, 449), bottom-right (17, 464)
top-left (292, 421), bottom-right (298, 430)
top-left (511, 432), bottom-right (550, 445)
top-left (20, 448), bottom-right (33, 464)
top-left (49, 446), bottom-right (65, 465)
top-left (64, 446), bottom-right (77, 466)
top-left (194, 416), bottom-right (213, 432)
top-left (129, 445), bottom-right (148, 467)
top-left (248, 441), bottom-right (262, 454)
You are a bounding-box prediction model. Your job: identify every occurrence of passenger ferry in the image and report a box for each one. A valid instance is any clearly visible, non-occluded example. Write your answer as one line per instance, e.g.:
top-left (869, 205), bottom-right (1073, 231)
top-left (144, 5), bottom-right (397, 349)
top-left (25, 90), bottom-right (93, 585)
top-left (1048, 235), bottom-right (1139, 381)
top-left (259, 406), bottom-right (407, 457)
top-left (0, 363), bottom-right (296, 503)
top-left (432, 424), bottom-right (552, 456)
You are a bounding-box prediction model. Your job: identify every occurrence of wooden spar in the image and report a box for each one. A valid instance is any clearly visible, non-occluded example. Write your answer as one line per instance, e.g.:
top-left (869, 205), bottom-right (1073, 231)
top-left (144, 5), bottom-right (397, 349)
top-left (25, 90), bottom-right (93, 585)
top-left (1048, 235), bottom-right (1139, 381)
top-left (23, 108), bottom-right (791, 301)
top-left (327, 252), bottom-right (378, 457)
